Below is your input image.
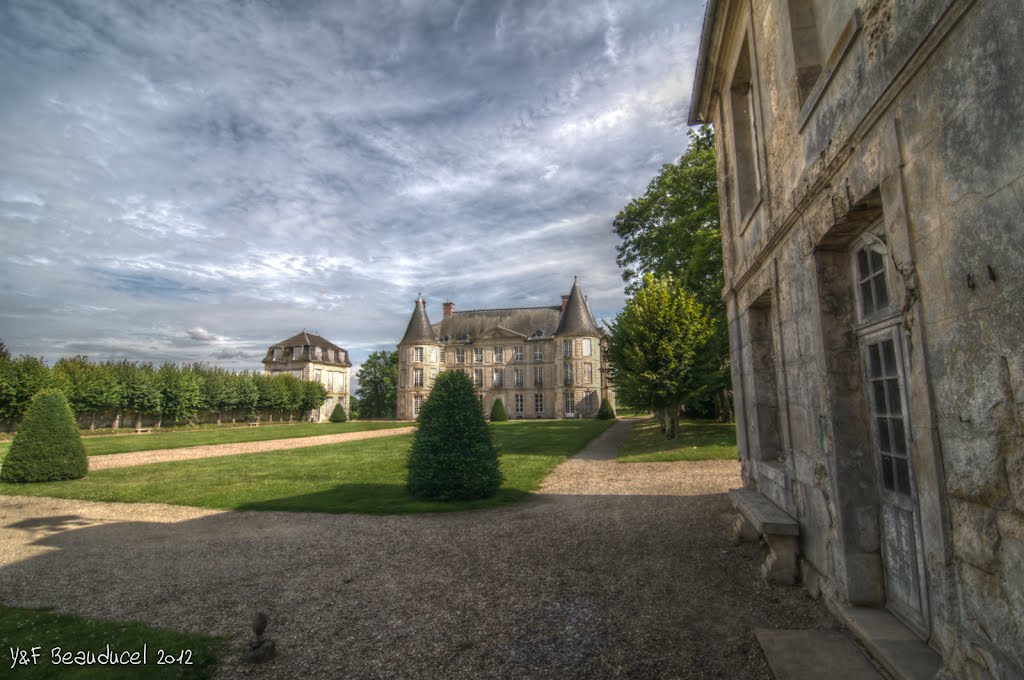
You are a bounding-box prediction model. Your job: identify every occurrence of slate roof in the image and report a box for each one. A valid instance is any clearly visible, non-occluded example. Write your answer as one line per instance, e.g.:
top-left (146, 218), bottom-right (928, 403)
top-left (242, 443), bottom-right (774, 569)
top-left (554, 277), bottom-right (603, 337)
top-left (399, 296), bottom-right (438, 345)
top-left (433, 307), bottom-right (563, 343)
top-left (262, 331), bottom-right (352, 366)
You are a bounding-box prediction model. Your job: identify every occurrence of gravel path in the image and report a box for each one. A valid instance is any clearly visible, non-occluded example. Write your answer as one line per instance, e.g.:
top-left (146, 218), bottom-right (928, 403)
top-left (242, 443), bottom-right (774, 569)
top-left (0, 419), bottom-right (842, 678)
top-left (87, 426), bottom-right (416, 470)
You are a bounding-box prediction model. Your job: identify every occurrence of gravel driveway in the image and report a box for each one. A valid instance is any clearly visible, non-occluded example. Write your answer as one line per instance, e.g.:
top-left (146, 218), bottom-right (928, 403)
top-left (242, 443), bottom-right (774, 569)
top-left (0, 419), bottom-right (841, 678)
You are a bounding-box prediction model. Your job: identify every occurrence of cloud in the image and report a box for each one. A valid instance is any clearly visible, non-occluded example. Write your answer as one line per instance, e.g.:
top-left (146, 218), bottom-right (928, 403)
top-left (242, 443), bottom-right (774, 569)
top-left (211, 348), bottom-right (248, 360)
top-left (186, 327), bottom-right (216, 342)
top-left (0, 0), bottom-right (705, 371)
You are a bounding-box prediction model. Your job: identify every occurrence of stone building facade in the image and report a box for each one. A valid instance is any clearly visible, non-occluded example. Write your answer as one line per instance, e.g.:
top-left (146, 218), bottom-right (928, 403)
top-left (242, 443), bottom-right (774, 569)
top-left (689, 0), bottom-right (1022, 678)
top-left (396, 279), bottom-right (615, 420)
top-left (262, 331), bottom-right (351, 422)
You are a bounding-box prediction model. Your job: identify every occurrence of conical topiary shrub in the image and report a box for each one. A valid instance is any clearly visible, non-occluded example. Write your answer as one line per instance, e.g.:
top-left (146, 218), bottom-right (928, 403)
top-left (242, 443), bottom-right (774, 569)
top-left (329, 403), bottom-right (348, 422)
top-left (1, 389), bottom-right (87, 483)
top-left (489, 397), bottom-right (508, 422)
top-left (597, 397), bottom-right (616, 420)
top-left (407, 370), bottom-right (502, 501)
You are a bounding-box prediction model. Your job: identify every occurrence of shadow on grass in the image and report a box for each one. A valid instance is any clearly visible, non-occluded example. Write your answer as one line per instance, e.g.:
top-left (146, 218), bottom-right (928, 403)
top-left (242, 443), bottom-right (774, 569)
top-left (233, 483), bottom-right (531, 515)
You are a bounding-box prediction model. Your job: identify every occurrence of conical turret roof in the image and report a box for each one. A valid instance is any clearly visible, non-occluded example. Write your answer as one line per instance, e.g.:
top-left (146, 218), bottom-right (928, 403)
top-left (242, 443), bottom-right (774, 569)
top-left (555, 277), bottom-right (602, 337)
top-left (399, 295), bottom-right (438, 345)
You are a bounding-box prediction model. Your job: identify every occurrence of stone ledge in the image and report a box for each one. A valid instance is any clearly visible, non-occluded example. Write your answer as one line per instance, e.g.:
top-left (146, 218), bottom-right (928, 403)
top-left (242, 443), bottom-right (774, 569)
top-left (729, 488), bottom-right (801, 584)
top-left (729, 487), bottom-right (799, 535)
top-left (837, 606), bottom-right (942, 680)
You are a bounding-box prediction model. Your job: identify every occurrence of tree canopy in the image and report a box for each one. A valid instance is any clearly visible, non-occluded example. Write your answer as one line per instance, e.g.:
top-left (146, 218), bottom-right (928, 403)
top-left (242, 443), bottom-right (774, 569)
top-left (612, 124), bottom-right (731, 420)
top-left (606, 275), bottom-right (714, 439)
top-left (355, 350), bottom-right (398, 418)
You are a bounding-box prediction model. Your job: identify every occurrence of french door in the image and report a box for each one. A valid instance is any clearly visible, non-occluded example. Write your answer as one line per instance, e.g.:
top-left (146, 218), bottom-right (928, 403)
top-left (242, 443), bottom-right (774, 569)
top-left (860, 328), bottom-right (928, 634)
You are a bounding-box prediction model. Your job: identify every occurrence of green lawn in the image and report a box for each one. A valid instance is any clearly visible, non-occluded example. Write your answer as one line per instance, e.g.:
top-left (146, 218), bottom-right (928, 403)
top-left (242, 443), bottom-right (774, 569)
top-left (0, 604), bottom-right (222, 679)
top-left (615, 407), bottom-right (652, 418)
top-left (0, 419), bottom-right (614, 514)
top-left (0, 421), bottom-right (408, 462)
top-left (617, 417), bottom-right (737, 463)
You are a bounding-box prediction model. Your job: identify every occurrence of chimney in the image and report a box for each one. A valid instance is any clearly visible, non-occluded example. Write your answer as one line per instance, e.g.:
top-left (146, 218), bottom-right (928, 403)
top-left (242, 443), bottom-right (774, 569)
top-left (443, 301), bottom-right (455, 319)
top-left (561, 295), bottom-right (570, 313)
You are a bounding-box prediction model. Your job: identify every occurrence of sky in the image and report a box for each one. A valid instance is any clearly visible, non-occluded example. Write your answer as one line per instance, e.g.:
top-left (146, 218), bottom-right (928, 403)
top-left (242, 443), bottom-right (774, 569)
top-left (0, 0), bottom-right (706, 385)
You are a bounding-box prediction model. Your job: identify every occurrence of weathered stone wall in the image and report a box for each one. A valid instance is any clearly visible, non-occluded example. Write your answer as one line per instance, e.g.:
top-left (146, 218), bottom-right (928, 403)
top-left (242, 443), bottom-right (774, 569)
top-left (702, 0), bottom-right (1023, 676)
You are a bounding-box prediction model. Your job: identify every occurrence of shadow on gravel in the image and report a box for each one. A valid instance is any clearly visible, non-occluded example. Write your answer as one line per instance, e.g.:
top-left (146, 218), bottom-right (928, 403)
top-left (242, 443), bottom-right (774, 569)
top-left (0, 491), bottom-right (842, 679)
top-left (233, 483), bottom-right (530, 515)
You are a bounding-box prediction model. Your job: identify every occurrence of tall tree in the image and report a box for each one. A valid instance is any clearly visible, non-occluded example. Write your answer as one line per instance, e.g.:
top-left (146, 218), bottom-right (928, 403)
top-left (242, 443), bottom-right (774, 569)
top-left (613, 124), bottom-right (731, 420)
top-left (156, 363), bottom-right (204, 427)
top-left (301, 380), bottom-right (328, 420)
top-left (114, 361), bottom-right (161, 430)
top-left (53, 356), bottom-right (122, 429)
top-left (606, 274), bottom-right (715, 439)
top-left (355, 351), bottom-right (398, 418)
top-left (235, 372), bottom-right (260, 421)
top-left (0, 356), bottom-right (51, 425)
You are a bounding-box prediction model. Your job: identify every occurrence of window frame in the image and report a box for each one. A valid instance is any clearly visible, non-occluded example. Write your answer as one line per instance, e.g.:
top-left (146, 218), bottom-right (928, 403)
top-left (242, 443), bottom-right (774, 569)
top-left (851, 229), bottom-right (895, 325)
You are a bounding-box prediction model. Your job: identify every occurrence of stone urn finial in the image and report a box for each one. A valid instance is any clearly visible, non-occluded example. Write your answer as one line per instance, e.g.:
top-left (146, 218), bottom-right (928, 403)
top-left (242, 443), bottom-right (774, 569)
top-left (243, 611), bottom-right (276, 663)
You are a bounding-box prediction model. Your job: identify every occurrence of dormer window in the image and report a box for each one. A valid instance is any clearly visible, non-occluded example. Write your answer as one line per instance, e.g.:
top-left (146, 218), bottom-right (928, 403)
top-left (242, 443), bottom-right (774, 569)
top-left (273, 348), bottom-right (282, 361)
top-left (314, 346), bottom-right (322, 360)
top-left (292, 346), bottom-right (303, 360)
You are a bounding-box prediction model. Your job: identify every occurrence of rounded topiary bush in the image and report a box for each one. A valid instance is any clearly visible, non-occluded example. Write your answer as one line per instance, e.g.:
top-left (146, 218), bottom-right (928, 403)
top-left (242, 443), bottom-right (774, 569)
top-left (489, 397), bottom-right (508, 422)
top-left (407, 371), bottom-right (502, 501)
top-left (329, 403), bottom-right (348, 422)
top-left (1, 389), bottom-right (87, 483)
top-left (597, 397), bottom-right (616, 420)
